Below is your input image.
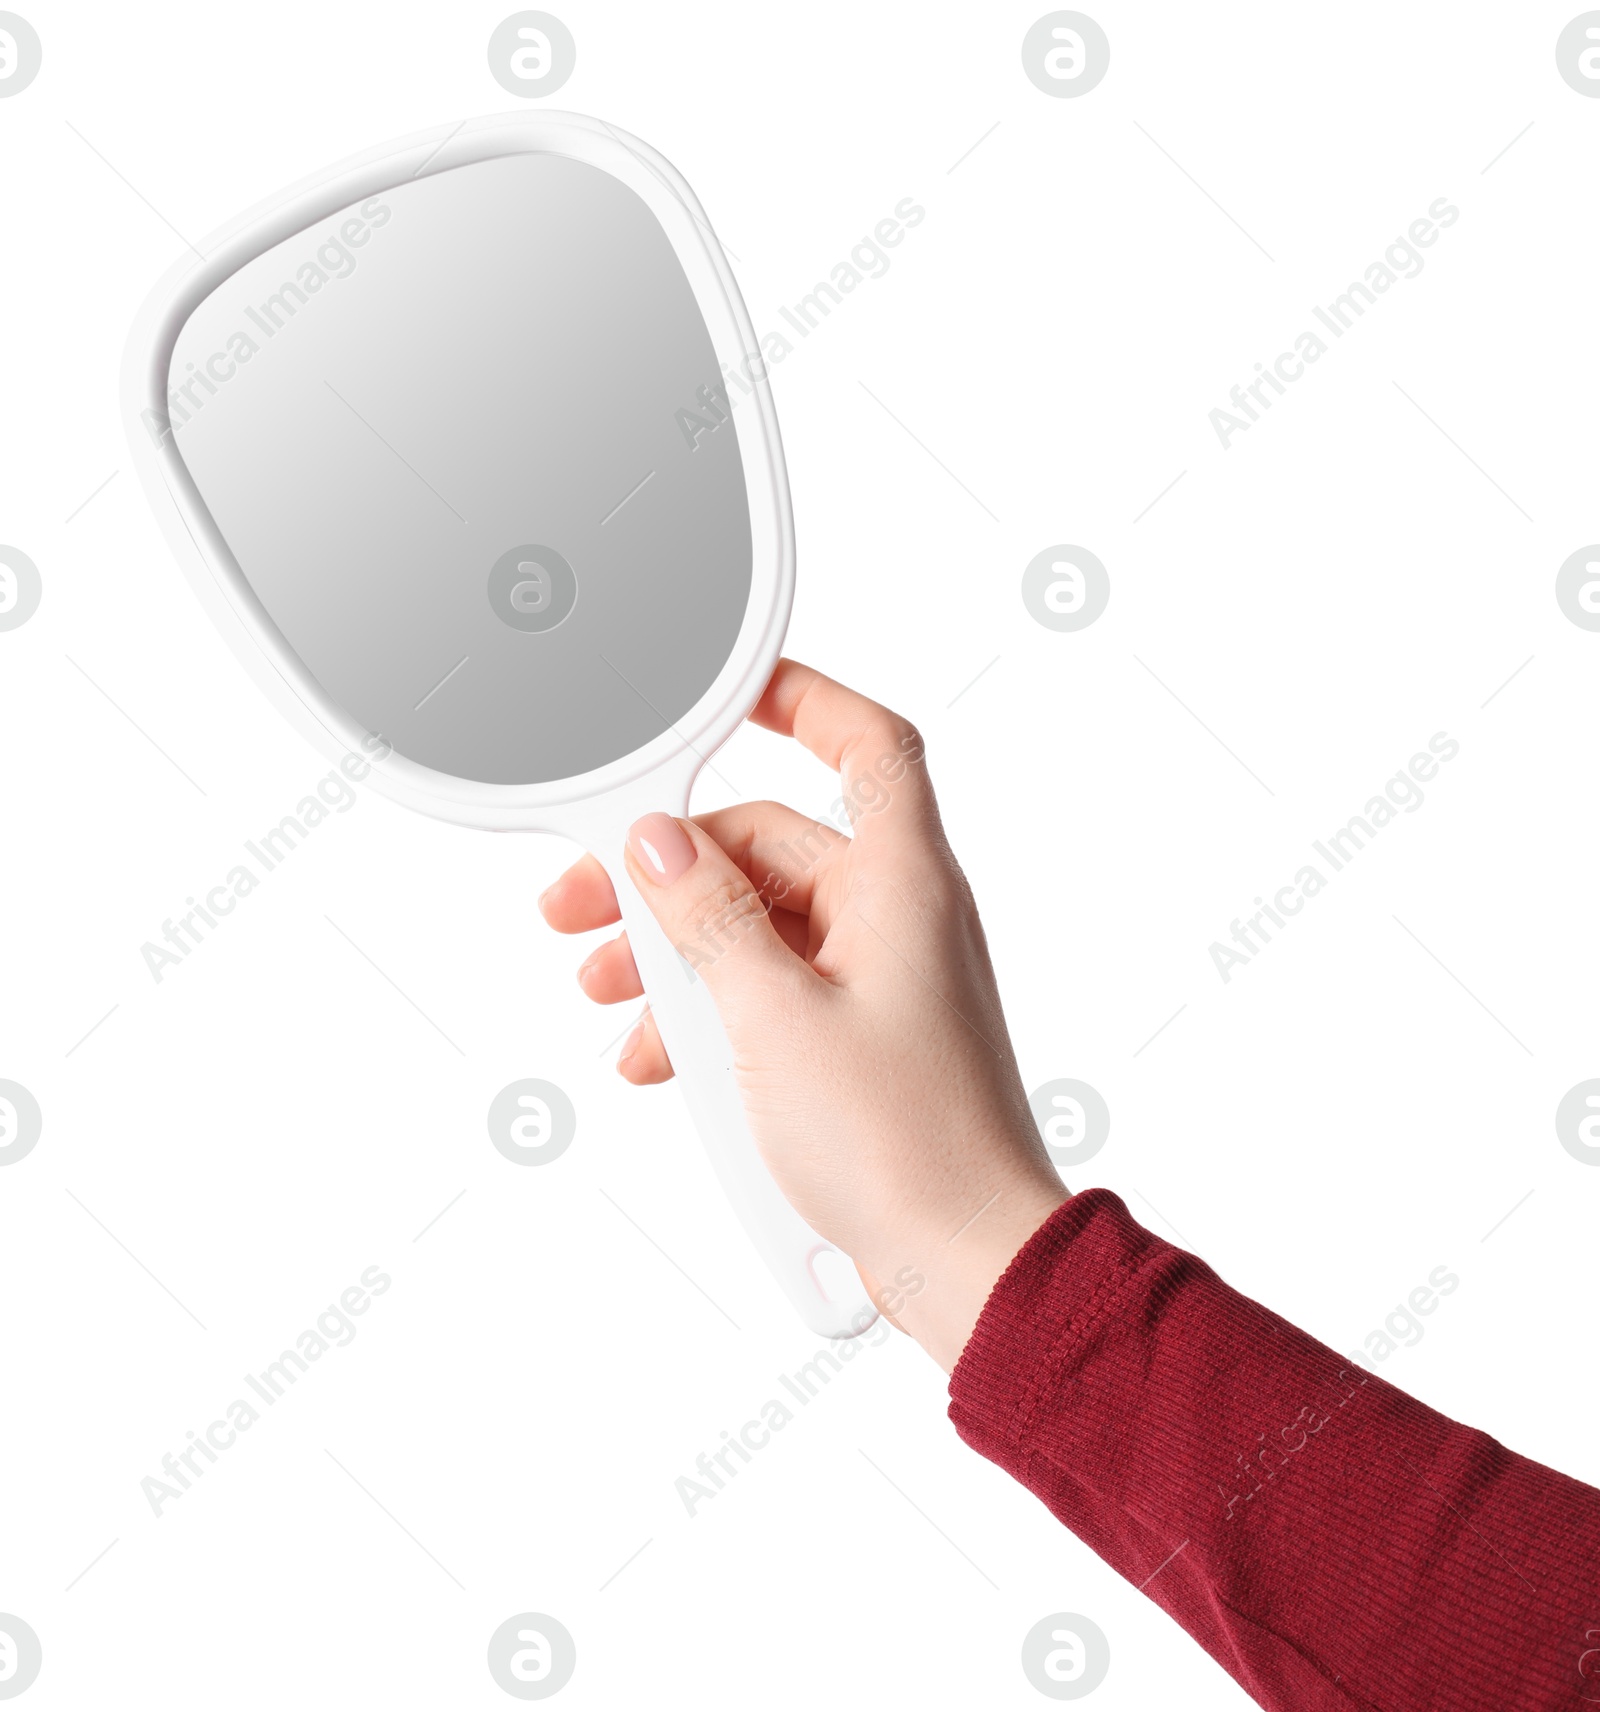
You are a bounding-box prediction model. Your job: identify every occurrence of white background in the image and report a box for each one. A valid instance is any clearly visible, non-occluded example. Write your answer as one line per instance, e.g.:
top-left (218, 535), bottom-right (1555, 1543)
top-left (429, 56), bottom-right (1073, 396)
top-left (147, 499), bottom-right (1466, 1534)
top-left (2, 2), bottom-right (1597, 1706)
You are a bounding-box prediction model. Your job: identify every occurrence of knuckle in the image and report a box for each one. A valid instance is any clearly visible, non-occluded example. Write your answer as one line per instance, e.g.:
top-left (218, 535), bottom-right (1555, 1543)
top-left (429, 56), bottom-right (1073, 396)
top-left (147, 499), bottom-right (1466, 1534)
top-left (699, 873), bottom-right (758, 927)
top-left (734, 802), bottom-right (787, 861)
top-left (870, 710), bottom-right (923, 761)
top-left (892, 716), bottom-right (925, 761)
top-left (676, 874), bottom-right (766, 970)
top-left (843, 714), bottom-right (927, 823)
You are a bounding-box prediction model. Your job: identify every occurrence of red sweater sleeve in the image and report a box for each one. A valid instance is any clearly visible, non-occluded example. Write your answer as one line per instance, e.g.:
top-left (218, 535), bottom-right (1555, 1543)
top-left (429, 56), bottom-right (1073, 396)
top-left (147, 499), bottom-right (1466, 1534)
top-left (948, 1189), bottom-right (1600, 1711)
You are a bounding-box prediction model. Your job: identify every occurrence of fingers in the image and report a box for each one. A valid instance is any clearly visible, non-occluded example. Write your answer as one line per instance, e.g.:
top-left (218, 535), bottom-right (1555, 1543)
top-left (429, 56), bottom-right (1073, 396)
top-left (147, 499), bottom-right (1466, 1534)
top-left (547, 810), bottom-right (824, 1081)
top-left (617, 1007), bottom-right (672, 1084)
top-left (540, 799), bottom-right (842, 934)
top-left (575, 934), bottom-right (643, 1005)
top-left (693, 800), bottom-right (845, 917)
top-left (623, 812), bottom-right (814, 1007)
top-left (752, 659), bottom-right (943, 853)
top-left (569, 907), bottom-right (812, 1015)
top-left (563, 939), bottom-right (670, 1081)
top-left (539, 854), bottom-right (619, 934)
top-left (545, 805), bottom-right (830, 1077)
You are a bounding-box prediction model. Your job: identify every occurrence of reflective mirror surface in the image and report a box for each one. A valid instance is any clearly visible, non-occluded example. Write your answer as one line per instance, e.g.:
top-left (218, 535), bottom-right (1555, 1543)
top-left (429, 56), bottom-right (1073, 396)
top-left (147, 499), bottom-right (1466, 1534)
top-left (169, 152), bottom-right (752, 785)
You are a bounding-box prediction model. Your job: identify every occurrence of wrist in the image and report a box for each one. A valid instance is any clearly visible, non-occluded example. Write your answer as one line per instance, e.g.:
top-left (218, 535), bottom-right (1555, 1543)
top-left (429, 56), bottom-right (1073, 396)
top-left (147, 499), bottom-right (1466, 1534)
top-left (883, 1171), bottom-right (1069, 1372)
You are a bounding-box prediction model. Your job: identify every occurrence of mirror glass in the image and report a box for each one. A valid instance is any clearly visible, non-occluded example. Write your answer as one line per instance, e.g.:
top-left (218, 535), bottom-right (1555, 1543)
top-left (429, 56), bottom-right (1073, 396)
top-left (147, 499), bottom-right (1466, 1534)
top-left (168, 152), bottom-right (752, 786)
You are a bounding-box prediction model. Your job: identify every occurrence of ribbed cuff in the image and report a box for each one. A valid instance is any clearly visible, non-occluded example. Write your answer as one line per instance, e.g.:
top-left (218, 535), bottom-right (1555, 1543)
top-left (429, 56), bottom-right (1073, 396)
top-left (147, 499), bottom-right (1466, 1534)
top-left (947, 1187), bottom-right (1170, 1451)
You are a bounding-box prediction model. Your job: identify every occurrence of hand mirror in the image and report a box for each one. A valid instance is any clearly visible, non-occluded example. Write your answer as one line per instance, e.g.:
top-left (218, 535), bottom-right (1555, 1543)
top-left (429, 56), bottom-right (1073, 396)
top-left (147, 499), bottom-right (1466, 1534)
top-left (124, 111), bottom-right (874, 1338)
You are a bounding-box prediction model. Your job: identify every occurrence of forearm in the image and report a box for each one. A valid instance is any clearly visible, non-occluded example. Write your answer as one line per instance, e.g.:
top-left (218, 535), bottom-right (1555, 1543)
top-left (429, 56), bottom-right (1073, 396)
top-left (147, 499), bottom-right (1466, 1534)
top-left (949, 1190), bottom-right (1600, 1712)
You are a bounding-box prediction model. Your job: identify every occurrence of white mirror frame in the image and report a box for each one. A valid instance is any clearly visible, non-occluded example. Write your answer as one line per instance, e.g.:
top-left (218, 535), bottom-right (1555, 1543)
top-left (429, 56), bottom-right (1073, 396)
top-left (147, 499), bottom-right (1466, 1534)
top-left (122, 110), bottom-right (795, 831)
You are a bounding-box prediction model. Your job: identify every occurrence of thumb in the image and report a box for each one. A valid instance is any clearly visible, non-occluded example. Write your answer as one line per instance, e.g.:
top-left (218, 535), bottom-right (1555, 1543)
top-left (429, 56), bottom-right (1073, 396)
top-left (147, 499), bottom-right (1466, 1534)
top-left (622, 812), bottom-right (805, 1004)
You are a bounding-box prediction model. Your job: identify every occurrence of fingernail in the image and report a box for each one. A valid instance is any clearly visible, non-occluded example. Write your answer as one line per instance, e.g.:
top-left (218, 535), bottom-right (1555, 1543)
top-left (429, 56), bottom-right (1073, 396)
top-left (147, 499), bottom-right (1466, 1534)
top-left (576, 949), bottom-right (600, 988)
top-left (627, 813), bottom-right (696, 885)
top-left (618, 1018), bottom-right (644, 1064)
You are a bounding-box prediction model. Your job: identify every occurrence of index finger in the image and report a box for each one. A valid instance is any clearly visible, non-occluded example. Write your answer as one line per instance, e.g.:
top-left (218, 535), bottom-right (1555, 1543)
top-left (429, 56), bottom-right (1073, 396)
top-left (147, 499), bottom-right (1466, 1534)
top-left (750, 660), bottom-right (942, 847)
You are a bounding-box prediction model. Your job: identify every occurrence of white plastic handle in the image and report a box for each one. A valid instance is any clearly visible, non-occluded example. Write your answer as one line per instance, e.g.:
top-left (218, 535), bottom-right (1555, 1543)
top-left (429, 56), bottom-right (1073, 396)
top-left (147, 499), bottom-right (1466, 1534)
top-left (594, 846), bottom-right (877, 1340)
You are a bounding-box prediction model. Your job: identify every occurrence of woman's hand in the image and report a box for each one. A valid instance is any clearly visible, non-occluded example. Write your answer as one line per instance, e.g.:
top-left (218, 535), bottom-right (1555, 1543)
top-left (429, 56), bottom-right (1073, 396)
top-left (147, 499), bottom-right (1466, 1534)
top-left (538, 660), bottom-right (1067, 1369)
